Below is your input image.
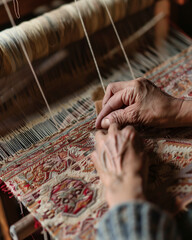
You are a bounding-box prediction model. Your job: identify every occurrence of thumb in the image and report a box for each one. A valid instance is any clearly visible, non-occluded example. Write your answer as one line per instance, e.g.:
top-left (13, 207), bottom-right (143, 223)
top-left (101, 105), bottom-right (138, 128)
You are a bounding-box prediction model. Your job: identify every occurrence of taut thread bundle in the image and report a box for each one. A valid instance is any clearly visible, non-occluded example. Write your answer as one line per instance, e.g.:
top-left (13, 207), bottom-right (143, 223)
top-left (0, 0), bottom-right (154, 77)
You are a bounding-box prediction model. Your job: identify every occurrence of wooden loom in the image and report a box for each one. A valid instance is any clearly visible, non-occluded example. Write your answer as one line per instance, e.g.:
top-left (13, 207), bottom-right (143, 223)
top-left (0, 0), bottom-right (191, 239)
top-left (0, 0), bottom-right (170, 137)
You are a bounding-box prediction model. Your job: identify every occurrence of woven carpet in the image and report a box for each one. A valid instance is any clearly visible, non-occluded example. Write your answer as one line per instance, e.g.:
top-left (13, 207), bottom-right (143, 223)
top-left (1, 45), bottom-right (192, 239)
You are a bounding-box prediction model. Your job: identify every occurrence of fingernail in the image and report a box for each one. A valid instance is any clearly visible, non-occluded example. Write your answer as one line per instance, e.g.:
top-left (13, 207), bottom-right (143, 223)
top-left (101, 119), bottom-right (110, 128)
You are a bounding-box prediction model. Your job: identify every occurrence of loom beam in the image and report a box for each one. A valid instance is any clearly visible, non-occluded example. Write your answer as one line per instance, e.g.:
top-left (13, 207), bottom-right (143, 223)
top-left (0, 0), bottom-right (154, 77)
top-left (0, 0), bottom-right (171, 239)
top-left (10, 214), bottom-right (41, 240)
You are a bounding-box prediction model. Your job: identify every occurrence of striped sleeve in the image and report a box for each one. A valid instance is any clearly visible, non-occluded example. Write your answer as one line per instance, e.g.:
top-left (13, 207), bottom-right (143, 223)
top-left (97, 202), bottom-right (181, 240)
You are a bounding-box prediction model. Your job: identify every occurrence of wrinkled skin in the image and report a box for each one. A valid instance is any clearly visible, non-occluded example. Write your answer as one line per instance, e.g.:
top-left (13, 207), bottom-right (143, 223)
top-left (93, 79), bottom-right (191, 208)
top-left (92, 124), bottom-right (148, 208)
top-left (95, 78), bottom-right (183, 129)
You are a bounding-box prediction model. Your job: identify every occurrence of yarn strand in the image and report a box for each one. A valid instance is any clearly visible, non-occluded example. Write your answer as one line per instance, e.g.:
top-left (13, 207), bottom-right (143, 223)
top-left (13, 0), bottom-right (20, 18)
top-left (74, 0), bottom-right (106, 93)
top-left (101, 0), bottom-right (135, 79)
top-left (2, 0), bottom-right (60, 130)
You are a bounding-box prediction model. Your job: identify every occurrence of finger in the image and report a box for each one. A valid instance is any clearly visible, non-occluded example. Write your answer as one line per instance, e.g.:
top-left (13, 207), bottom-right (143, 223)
top-left (91, 151), bottom-right (97, 163)
top-left (91, 151), bottom-right (109, 184)
top-left (100, 104), bottom-right (138, 129)
top-left (102, 79), bottom-right (144, 107)
top-left (102, 81), bottom-right (130, 107)
top-left (92, 151), bottom-right (105, 171)
top-left (91, 152), bottom-right (103, 174)
top-left (91, 151), bottom-right (99, 167)
top-left (96, 84), bottom-right (138, 129)
top-left (96, 89), bottom-right (125, 128)
top-left (108, 123), bottom-right (119, 135)
top-left (122, 125), bottom-right (136, 139)
top-left (95, 130), bottom-right (105, 142)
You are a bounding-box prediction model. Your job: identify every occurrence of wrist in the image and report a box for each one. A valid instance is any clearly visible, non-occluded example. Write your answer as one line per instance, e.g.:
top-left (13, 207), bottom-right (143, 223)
top-left (157, 97), bottom-right (183, 127)
top-left (176, 99), bottom-right (192, 127)
top-left (105, 175), bottom-right (145, 208)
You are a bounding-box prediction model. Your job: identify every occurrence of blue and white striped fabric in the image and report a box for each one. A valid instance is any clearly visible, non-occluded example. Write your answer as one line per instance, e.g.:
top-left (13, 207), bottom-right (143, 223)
top-left (97, 202), bottom-right (181, 240)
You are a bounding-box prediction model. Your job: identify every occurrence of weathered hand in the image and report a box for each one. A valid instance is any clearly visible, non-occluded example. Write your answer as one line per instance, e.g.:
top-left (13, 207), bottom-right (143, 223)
top-left (95, 78), bottom-right (183, 129)
top-left (92, 124), bottom-right (148, 208)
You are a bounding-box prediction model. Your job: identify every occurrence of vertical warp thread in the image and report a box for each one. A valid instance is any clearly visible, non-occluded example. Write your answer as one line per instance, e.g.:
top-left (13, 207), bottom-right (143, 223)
top-left (74, 0), bottom-right (106, 93)
top-left (13, 0), bottom-right (20, 18)
top-left (2, 0), bottom-right (60, 130)
top-left (101, 0), bottom-right (135, 79)
top-left (0, 0), bottom-right (155, 77)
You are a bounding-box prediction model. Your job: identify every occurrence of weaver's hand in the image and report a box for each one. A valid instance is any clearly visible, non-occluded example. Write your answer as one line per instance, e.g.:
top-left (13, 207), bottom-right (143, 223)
top-left (95, 78), bottom-right (183, 129)
top-left (92, 124), bottom-right (148, 208)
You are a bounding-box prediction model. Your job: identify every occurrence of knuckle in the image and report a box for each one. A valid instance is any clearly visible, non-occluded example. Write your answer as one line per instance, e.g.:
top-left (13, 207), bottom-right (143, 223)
top-left (132, 79), bottom-right (139, 86)
top-left (137, 77), bottom-right (148, 83)
top-left (124, 125), bottom-right (135, 132)
top-left (133, 79), bottom-right (142, 90)
top-left (122, 88), bottom-right (129, 103)
top-left (107, 82), bottom-right (118, 94)
top-left (129, 109), bottom-right (139, 123)
top-left (110, 111), bottom-right (119, 121)
top-left (122, 125), bottom-right (135, 138)
top-left (133, 79), bottom-right (151, 98)
top-left (111, 110), bottom-right (126, 125)
top-left (142, 78), bottom-right (152, 88)
top-left (107, 83), bottom-right (113, 91)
